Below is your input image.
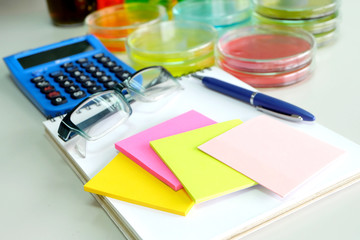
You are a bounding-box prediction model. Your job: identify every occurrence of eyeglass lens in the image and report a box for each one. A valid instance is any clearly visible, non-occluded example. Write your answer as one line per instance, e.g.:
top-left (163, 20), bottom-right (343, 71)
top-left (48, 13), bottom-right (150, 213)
top-left (70, 91), bottom-right (131, 140)
top-left (127, 67), bottom-right (181, 102)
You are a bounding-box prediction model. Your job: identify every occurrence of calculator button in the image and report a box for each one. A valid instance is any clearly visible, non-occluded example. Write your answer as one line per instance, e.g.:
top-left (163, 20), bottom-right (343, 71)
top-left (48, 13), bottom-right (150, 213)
top-left (54, 75), bottom-right (69, 83)
top-left (92, 71), bottom-right (105, 78)
top-left (81, 62), bottom-right (93, 68)
top-left (86, 65), bottom-right (99, 73)
top-left (70, 70), bottom-right (83, 78)
top-left (116, 71), bottom-right (131, 81)
top-left (49, 71), bottom-right (64, 78)
top-left (104, 81), bottom-right (117, 89)
top-left (76, 58), bottom-right (88, 64)
top-left (40, 85), bottom-right (55, 94)
top-left (71, 90), bottom-right (87, 99)
top-left (60, 80), bottom-right (74, 88)
top-left (65, 66), bottom-right (79, 73)
top-left (110, 65), bottom-right (123, 73)
top-left (31, 76), bottom-right (45, 83)
top-left (61, 62), bottom-right (74, 68)
top-left (65, 85), bottom-right (80, 93)
top-left (103, 61), bottom-right (116, 68)
top-left (93, 53), bottom-right (105, 59)
top-left (82, 80), bottom-right (97, 88)
top-left (36, 81), bottom-right (50, 88)
top-left (98, 56), bottom-right (110, 64)
top-left (46, 91), bottom-right (61, 99)
top-left (87, 85), bottom-right (103, 94)
top-left (76, 75), bottom-right (91, 83)
top-left (51, 96), bottom-right (67, 106)
top-left (98, 75), bottom-right (112, 83)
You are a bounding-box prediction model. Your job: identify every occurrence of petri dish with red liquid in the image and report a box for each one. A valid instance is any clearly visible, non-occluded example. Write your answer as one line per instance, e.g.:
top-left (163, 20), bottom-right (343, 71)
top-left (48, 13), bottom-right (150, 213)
top-left (216, 25), bottom-right (316, 87)
top-left (218, 59), bottom-right (314, 88)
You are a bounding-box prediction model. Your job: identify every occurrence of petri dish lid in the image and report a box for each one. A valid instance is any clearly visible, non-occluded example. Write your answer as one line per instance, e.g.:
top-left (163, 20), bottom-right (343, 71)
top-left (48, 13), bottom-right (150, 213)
top-left (216, 25), bottom-right (316, 73)
top-left (253, 0), bottom-right (339, 20)
top-left (126, 20), bottom-right (217, 60)
top-left (217, 59), bottom-right (314, 87)
top-left (85, 3), bottom-right (167, 31)
top-left (253, 11), bottom-right (339, 34)
top-left (314, 28), bottom-right (338, 47)
top-left (172, 0), bottom-right (252, 28)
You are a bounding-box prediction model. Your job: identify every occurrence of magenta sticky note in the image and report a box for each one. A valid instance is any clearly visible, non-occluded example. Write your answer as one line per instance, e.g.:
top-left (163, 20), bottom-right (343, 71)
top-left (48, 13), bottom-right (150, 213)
top-left (115, 110), bottom-right (216, 191)
top-left (198, 116), bottom-right (345, 197)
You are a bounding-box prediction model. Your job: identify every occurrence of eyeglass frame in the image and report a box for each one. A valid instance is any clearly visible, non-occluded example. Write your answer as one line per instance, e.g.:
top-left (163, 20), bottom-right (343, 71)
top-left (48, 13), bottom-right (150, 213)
top-left (58, 65), bottom-right (179, 142)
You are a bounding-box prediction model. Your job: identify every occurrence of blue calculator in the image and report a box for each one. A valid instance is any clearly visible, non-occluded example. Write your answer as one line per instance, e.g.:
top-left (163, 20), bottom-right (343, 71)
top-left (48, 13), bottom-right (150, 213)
top-left (3, 35), bottom-right (136, 118)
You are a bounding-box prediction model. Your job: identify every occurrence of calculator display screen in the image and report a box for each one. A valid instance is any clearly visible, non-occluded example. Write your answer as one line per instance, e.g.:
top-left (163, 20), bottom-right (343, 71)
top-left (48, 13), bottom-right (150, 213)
top-left (18, 40), bottom-right (94, 69)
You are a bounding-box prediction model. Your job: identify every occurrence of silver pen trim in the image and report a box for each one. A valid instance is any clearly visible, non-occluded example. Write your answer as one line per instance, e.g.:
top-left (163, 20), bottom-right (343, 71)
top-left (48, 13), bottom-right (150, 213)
top-left (250, 92), bottom-right (257, 106)
top-left (255, 106), bottom-right (303, 122)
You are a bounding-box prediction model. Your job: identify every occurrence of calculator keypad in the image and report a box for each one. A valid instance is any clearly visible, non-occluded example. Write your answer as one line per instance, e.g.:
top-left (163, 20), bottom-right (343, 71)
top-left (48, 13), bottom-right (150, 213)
top-left (30, 52), bottom-right (131, 107)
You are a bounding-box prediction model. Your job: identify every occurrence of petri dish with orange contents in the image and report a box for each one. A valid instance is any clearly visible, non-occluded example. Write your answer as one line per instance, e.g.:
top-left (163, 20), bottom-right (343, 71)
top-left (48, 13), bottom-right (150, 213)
top-left (216, 25), bottom-right (316, 87)
top-left (126, 20), bottom-right (217, 77)
top-left (85, 3), bottom-right (168, 52)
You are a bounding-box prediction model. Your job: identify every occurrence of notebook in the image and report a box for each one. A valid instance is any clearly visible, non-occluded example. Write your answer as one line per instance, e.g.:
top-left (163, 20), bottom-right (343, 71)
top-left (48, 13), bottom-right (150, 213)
top-left (198, 115), bottom-right (345, 197)
top-left (115, 110), bottom-right (217, 191)
top-left (150, 119), bottom-right (257, 203)
top-left (43, 67), bottom-right (360, 240)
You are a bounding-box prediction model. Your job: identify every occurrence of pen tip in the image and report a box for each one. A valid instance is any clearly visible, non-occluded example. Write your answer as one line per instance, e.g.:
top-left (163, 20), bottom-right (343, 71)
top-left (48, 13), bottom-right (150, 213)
top-left (191, 74), bottom-right (203, 80)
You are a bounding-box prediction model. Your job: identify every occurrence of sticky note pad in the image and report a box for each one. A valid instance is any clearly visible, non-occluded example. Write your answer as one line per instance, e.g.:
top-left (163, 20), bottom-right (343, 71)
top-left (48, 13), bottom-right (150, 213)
top-left (150, 120), bottom-right (257, 203)
top-left (199, 116), bottom-right (345, 197)
top-left (115, 110), bottom-right (216, 191)
top-left (84, 153), bottom-right (194, 216)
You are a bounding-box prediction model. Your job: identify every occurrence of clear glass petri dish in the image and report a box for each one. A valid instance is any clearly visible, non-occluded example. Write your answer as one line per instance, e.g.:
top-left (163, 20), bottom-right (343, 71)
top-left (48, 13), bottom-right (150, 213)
top-left (217, 59), bottom-right (314, 87)
top-left (216, 25), bottom-right (316, 74)
top-left (173, 0), bottom-right (252, 33)
top-left (85, 3), bottom-right (168, 52)
top-left (253, 0), bottom-right (339, 20)
top-left (314, 28), bottom-right (338, 47)
top-left (253, 11), bottom-right (339, 35)
top-left (126, 20), bottom-right (217, 77)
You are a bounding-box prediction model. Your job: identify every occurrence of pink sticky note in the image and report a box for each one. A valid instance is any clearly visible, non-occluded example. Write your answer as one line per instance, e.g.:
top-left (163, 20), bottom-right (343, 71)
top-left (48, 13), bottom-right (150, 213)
top-left (115, 110), bottom-right (216, 191)
top-left (198, 116), bottom-right (345, 197)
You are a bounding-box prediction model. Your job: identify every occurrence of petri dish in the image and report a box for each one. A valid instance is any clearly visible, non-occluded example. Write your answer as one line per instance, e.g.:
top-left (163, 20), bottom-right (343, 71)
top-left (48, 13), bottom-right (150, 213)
top-left (126, 20), bottom-right (217, 77)
top-left (85, 3), bottom-right (168, 52)
top-left (216, 25), bottom-right (316, 74)
top-left (218, 59), bottom-right (314, 87)
top-left (253, 11), bottom-right (339, 35)
top-left (173, 0), bottom-right (252, 33)
top-left (314, 28), bottom-right (338, 47)
top-left (253, 0), bottom-right (339, 20)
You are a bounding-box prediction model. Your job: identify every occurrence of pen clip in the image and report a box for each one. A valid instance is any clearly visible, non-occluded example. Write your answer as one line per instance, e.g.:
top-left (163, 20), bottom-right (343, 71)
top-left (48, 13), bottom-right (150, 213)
top-left (255, 106), bottom-right (303, 122)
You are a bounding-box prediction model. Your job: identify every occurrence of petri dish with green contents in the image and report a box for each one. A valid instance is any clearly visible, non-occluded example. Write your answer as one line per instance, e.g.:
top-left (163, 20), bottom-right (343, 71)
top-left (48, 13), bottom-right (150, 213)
top-left (253, 0), bottom-right (339, 20)
top-left (126, 20), bottom-right (217, 77)
top-left (314, 28), bottom-right (338, 47)
top-left (253, 11), bottom-right (339, 34)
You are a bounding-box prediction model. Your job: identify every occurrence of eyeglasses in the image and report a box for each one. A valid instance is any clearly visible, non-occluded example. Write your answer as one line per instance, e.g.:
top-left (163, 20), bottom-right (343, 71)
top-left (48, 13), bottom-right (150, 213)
top-left (57, 66), bottom-right (182, 157)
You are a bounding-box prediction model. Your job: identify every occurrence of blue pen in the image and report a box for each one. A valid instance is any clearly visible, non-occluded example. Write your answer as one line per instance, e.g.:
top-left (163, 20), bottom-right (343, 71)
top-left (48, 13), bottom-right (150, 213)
top-left (192, 74), bottom-right (315, 122)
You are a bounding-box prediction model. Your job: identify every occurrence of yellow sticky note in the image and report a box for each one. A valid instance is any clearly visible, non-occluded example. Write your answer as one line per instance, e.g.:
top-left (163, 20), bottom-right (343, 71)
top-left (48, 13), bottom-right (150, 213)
top-left (84, 153), bottom-right (194, 216)
top-left (150, 120), bottom-right (257, 203)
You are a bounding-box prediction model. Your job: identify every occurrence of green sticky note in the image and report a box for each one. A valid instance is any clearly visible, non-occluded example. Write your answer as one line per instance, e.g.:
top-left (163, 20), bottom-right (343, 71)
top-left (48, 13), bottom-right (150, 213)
top-left (150, 120), bottom-right (257, 203)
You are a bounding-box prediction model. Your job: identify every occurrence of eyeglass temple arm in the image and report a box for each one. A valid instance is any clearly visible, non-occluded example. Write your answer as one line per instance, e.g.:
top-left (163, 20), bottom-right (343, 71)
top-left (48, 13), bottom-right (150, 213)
top-left (58, 106), bottom-right (116, 142)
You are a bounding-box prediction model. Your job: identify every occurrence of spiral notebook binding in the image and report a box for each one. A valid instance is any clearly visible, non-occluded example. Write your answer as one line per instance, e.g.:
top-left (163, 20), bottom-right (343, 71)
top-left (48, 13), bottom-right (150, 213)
top-left (176, 67), bottom-right (212, 80)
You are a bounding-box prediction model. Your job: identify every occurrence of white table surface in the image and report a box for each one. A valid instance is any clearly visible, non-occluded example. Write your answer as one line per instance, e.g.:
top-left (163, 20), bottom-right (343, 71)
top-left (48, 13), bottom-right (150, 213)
top-left (1, 0), bottom-right (360, 239)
